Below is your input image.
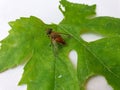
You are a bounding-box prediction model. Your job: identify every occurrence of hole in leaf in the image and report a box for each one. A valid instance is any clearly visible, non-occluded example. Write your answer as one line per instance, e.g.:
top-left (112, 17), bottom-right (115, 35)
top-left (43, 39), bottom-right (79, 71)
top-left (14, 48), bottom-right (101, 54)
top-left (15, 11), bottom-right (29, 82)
top-left (86, 75), bottom-right (113, 90)
top-left (69, 50), bottom-right (78, 68)
top-left (80, 32), bottom-right (104, 42)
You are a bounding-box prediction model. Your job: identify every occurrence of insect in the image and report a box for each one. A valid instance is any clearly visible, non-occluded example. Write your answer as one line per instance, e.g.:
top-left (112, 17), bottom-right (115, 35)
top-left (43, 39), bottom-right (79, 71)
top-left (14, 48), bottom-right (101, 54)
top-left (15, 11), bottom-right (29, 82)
top-left (46, 28), bottom-right (66, 45)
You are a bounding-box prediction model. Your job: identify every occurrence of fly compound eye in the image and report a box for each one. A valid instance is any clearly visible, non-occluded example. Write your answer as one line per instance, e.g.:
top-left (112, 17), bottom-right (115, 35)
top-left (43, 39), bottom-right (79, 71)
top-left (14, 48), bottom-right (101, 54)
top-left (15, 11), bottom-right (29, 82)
top-left (46, 28), bottom-right (52, 35)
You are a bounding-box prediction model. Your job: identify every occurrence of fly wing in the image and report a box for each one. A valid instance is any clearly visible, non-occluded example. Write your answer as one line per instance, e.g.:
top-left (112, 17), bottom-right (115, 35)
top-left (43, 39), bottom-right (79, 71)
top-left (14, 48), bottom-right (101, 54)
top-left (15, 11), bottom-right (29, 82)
top-left (51, 32), bottom-right (66, 45)
top-left (54, 36), bottom-right (66, 45)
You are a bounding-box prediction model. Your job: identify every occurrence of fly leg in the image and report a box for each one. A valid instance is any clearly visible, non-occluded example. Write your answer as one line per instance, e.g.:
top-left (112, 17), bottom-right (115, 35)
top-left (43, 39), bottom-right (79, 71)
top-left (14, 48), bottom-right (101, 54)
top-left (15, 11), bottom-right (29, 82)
top-left (49, 37), bottom-right (58, 57)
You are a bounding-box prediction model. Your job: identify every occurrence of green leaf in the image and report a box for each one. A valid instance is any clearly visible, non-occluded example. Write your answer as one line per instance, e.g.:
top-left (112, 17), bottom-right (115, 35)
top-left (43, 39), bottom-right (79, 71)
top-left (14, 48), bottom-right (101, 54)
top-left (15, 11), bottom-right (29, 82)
top-left (59, 0), bottom-right (120, 37)
top-left (77, 37), bottom-right (120, 90)
top-left (59, 0), bottom-right (96, 23)
top-left (85, 17), bottom-right (120, 36)
top-left (87, 36), bottom-right (120, 90)
top-left (0, 0), bottom-right (120, 90)
top-left (0, 16), bottom-right (79, 90)
top-left (59, 0), bottom-right (120, 90)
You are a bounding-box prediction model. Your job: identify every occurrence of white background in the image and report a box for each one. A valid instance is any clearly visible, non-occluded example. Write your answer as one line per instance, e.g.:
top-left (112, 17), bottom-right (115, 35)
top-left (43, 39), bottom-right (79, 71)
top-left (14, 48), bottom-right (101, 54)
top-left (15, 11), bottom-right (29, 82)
top-left (0, 0), bottom-right (120, 90)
